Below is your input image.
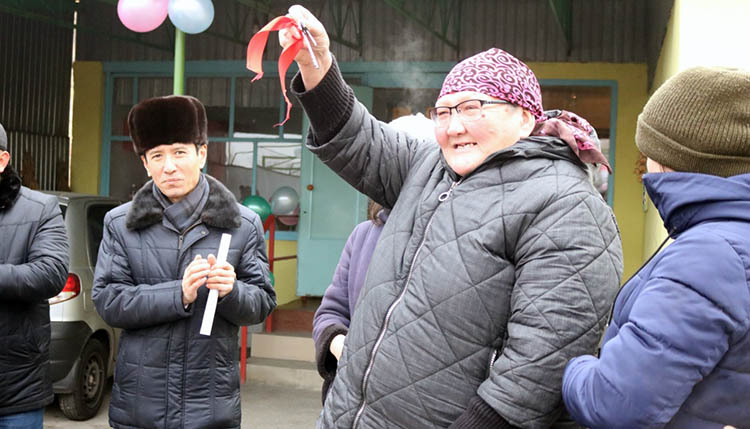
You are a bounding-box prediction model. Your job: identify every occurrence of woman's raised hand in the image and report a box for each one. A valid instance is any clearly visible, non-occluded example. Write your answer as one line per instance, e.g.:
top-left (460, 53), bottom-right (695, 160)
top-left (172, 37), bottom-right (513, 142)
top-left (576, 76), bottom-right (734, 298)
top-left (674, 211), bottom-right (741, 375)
top-left (279, 4), bottom-right (332, 89)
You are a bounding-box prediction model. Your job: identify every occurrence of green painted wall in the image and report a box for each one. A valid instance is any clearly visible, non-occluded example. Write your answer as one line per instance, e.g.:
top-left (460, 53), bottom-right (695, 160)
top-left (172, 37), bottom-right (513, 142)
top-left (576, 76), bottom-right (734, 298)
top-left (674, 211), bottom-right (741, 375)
top-left (70, 61), bottom-right (104, 195)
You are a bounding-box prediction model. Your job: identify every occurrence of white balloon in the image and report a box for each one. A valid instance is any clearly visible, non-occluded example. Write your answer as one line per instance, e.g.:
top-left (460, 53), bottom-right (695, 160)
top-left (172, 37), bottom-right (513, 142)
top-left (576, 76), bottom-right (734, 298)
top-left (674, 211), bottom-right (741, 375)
top-left (270, 186), bottom-right (299, 216)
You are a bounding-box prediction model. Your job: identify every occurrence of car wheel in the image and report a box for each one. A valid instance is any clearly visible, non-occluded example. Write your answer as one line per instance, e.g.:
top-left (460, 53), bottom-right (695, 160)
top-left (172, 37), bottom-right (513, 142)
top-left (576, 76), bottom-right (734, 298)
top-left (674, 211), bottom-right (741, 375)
top-left (59, 338), bottom-right (107, 420)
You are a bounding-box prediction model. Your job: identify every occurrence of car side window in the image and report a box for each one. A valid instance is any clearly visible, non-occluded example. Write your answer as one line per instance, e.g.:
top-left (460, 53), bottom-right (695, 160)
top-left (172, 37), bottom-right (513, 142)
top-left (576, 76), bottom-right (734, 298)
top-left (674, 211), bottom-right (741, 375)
top-left (87, 204), bottom-right (116, 267)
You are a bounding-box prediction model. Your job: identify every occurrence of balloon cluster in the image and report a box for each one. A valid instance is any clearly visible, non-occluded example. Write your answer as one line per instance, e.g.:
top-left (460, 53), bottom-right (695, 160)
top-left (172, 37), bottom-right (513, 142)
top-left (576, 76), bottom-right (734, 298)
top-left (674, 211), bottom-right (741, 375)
top-left (242, 187), bottom-right (300, 226)
top-left (117, 0), bottom-right (214, 34)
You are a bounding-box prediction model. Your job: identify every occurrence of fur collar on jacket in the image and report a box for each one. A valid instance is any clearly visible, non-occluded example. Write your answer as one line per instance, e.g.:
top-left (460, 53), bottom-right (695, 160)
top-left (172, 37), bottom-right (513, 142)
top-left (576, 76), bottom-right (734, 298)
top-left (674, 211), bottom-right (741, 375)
top-left (0, 165), bottom-right (22, 211)
top-left (126, 174), bottom-right (241, 230)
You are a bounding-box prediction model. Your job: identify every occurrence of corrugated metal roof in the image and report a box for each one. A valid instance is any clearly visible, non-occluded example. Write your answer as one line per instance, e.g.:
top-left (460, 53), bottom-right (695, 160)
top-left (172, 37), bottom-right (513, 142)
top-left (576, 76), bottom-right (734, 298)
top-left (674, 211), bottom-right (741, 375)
top-left (0, 0), bottom-right (674, 191)
top-left (73, 0), bottom-right (659, 64)
top-left (0, 12), bottom-right (72, 135)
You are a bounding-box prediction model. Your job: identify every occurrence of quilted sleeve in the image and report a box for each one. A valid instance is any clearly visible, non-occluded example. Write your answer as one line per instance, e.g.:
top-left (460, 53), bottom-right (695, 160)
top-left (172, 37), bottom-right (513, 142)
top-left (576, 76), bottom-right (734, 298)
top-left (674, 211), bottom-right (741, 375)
top-left (0, 194), bottom-right (68, 301)
top-left (478, 191), bottom-right (623, 428)
top-left (92, 213), bottom-right (190, 330)
top-left (292, 57), bottom-right (432, 208)
top-left (562, 233), bottom-right (749, 428)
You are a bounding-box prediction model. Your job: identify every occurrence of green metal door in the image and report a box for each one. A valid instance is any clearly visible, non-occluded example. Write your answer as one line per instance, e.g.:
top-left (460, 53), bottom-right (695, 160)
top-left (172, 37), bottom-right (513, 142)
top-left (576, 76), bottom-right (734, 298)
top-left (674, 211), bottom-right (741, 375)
top-left (296, 85), bottom-right (374, 296)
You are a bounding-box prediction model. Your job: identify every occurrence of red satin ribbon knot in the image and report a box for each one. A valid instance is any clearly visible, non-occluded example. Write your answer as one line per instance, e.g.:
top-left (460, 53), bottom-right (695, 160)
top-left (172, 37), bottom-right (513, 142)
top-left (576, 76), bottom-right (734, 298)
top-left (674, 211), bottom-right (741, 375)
top-left (246, 16), bottom-right (303, 127)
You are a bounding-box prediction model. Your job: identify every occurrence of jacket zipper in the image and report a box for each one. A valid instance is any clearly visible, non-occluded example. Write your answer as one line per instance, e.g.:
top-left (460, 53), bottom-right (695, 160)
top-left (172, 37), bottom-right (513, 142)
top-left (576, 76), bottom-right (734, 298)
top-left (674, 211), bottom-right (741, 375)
top-left (178, 222), bottom-right (201, 429)
top-left (488, 349), bottom-right (498, 373)
top-left (352, 179), bottom-right (461, 428)
top-left (487, 328), bottom-right (509, 376)
top-left (437, 180), bottom-right (459, 202)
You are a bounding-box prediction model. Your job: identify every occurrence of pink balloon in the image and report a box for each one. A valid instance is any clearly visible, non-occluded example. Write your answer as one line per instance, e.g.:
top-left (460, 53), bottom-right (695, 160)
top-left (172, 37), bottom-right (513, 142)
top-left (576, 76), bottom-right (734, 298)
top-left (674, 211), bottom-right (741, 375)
top-left (277, 214), bottom-right (299, 226)
top-left (277, 205), bottom-right (299, 226)
top-left (118, 0), bottom-right (169, 33)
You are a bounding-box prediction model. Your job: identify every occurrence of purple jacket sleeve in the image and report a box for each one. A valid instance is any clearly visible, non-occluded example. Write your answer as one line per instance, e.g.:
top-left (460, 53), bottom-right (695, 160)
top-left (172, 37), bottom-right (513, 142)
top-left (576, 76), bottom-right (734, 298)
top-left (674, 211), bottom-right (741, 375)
top-left (312, 225), bottom-right (356, 381)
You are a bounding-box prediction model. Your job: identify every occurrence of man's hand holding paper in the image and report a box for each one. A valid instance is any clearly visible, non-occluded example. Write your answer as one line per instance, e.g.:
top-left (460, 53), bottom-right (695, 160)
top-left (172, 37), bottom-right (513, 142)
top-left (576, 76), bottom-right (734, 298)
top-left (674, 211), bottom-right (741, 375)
top-left (206, 253), bottom-right (236, 298)
top-left (182, 254), bottom-right (210, 306)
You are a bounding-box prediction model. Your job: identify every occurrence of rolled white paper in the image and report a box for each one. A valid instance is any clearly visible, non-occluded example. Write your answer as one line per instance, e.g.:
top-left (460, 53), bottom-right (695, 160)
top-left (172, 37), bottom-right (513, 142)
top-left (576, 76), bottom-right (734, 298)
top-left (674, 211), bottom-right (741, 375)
top-left (200, 233), bottom-right (232, 336)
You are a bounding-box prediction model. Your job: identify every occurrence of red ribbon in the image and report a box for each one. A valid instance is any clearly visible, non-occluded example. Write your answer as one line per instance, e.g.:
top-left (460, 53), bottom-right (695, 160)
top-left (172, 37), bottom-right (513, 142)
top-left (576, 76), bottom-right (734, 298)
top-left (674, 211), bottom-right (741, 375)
top-left (246, 16), bottom-right (303, 127)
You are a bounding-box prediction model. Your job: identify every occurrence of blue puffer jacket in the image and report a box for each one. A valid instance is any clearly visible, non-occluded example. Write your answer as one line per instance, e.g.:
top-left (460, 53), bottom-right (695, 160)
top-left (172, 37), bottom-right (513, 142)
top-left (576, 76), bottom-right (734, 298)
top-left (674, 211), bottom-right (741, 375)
top-left (563, 172), bottom-right (750, 428)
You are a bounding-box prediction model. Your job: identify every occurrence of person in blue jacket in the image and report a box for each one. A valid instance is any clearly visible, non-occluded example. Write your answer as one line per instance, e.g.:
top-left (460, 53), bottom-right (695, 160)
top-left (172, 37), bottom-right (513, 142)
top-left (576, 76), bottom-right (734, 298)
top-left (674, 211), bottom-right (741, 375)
top-left (562, 66), bottom-right (750, 428)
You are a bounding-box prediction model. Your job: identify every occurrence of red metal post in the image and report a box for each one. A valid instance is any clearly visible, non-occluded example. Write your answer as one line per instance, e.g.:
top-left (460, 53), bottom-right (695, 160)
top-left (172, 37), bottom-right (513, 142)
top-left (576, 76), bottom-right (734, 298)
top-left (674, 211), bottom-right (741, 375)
top-left (241, 215), bottom-right (276, 383)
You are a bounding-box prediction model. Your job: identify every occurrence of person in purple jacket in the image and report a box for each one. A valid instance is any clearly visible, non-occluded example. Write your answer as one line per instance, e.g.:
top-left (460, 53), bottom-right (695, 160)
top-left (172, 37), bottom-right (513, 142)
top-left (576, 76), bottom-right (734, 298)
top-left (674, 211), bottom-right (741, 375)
top-left (312, 113), bottom-right (434, 404)
top-left (562, 67), bottom-right (750, 428)
top-left (312, 200), bottom-right (388, 404)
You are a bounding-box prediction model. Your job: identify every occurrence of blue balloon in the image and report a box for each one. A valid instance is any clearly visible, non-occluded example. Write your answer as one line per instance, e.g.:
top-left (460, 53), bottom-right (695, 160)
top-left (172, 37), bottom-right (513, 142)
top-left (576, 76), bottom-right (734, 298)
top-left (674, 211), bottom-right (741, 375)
top-left (168, 0), bottom-right (214, 34)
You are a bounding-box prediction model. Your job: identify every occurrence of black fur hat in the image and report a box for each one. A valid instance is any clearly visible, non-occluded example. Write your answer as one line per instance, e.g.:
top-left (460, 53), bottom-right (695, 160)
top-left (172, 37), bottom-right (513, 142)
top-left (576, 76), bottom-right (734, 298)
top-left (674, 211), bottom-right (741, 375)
top-left (128, 95), bottom-right (208, 156)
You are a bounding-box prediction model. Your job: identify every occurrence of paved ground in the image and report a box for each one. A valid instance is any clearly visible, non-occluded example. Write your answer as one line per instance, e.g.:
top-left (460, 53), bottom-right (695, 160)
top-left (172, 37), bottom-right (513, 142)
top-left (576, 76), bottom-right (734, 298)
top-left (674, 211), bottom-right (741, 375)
top-left (44, 380), bottom-right (322, 428)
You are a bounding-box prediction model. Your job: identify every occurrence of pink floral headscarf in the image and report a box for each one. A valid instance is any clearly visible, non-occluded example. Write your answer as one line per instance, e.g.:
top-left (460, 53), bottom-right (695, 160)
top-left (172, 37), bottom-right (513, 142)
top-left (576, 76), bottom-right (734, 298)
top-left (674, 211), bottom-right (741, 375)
top-left (439, 48), bottom-right (545, 122)
top-left (439, 48), bottom-right (611, 171)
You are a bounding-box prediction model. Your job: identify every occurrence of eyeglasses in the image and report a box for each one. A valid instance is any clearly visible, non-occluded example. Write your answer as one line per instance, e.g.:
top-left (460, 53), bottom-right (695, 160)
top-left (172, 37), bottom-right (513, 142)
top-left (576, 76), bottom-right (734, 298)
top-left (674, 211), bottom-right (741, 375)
top-left (428, 99), bottom-right (511, 127)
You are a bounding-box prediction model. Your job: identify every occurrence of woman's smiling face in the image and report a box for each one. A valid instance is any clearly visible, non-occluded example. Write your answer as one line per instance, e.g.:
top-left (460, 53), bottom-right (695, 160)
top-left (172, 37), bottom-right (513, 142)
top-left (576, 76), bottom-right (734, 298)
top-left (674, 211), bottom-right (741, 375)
top-left (434, 91), bottom-right (535, 177)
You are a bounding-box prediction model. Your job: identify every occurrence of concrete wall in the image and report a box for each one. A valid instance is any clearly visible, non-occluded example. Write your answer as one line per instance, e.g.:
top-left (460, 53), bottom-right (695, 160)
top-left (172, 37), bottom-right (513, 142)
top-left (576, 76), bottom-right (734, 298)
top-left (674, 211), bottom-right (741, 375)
top-left (70, 61), bottom-right (104, 195)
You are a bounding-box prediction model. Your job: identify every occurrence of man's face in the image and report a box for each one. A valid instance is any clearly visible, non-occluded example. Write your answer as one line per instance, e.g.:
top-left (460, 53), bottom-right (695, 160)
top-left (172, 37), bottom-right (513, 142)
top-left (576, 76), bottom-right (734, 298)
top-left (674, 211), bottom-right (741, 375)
top-left (0, 151), bottom-right (10, 174)
top-left (433, 91), bottom-right (534, 177)
top-left (141, 143), bottom-right (206, 203)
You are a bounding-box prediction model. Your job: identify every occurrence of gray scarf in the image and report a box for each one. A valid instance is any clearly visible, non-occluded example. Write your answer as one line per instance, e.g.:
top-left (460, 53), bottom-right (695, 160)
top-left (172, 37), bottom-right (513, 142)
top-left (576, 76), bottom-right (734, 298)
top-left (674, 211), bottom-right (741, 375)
top-left (152, 174), bottom-right (209, 233)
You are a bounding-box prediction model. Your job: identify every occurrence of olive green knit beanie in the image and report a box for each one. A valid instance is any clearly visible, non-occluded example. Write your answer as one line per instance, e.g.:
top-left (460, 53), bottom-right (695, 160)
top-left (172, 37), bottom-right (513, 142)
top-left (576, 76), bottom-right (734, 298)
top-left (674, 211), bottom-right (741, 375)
top-left (636, 66), bottom-right (750, 177)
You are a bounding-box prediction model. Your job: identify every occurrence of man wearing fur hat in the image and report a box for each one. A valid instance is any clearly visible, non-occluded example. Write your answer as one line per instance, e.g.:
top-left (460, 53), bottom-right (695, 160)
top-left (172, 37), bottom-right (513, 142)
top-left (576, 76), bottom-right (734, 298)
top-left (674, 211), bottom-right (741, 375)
top-left (92, 95), bottom-right (276, 429)
top-left (0, 122), bottom-right (69, 428)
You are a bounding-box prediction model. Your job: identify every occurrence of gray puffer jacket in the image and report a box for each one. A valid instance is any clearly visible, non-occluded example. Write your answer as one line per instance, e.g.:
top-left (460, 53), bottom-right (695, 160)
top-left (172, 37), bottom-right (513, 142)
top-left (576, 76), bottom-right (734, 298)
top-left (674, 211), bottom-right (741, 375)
top-left (92, 175), bottom-right (275, 429)
top-left (293, 62), bottom-right (623, 428)
top-left (0, 165), bottom-right (69, 416)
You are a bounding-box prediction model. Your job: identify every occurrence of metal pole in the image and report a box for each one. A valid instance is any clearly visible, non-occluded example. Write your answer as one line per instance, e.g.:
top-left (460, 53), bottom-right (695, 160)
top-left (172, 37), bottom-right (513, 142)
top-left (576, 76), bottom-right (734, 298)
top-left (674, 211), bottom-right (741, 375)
top-left (240, 326), bottom-right (247, 383)
top-left (251, 141), bottom-right (258, 195)
top-left (173, 28), bottom-right (185, 95)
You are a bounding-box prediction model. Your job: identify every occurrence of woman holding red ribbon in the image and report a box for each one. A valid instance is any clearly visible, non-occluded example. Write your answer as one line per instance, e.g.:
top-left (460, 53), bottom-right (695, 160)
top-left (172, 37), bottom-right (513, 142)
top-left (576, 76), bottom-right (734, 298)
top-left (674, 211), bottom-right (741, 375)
top-left (277, 5), bottom-right (623, 428)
